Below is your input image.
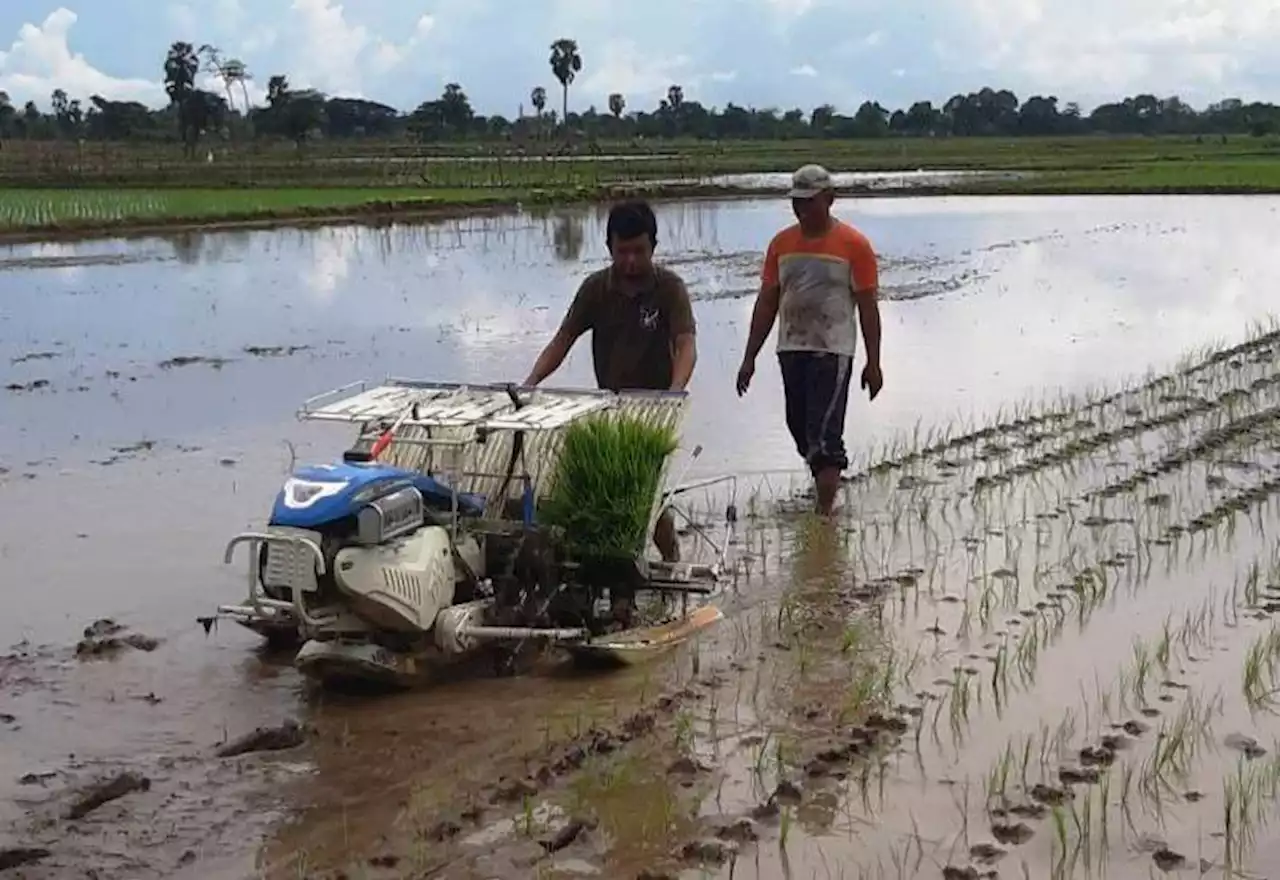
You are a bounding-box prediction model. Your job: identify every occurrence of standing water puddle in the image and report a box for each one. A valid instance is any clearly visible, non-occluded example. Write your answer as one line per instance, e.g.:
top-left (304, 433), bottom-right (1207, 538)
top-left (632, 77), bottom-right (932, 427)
top-left (2, 195), bottom-right (1280, 878)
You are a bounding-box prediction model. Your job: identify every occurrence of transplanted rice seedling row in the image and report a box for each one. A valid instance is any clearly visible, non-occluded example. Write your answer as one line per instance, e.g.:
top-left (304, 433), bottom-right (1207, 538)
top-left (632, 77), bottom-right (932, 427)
top-left (0, 187), bottom-right (506, 231)
top-left (632, 319), bottom-right (1280, 880)
top-left (970, 553), bottom-right (1280, 879)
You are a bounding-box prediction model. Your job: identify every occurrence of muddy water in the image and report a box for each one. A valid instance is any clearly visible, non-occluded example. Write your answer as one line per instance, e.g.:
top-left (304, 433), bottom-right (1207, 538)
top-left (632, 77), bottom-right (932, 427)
top-left (3, 195), bottom-right (1280, 878)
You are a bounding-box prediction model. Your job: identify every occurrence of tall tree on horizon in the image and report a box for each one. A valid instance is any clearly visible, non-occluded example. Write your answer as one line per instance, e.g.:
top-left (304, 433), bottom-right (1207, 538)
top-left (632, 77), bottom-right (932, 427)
top-left (199, 45), bottom-right (252, 116)
top-left (549, 38), bottom-right (582, 130)
top-left (163, 41), bottom-right (199, 105)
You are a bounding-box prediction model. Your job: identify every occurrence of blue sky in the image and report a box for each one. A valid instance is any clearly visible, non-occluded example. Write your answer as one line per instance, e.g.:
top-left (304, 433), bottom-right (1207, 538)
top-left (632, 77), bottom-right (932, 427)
top-left (1, 1), bottom-right (1278, 116)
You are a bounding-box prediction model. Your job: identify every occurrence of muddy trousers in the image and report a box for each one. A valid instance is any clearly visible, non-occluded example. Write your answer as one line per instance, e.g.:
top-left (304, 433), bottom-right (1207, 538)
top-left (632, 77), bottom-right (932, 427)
top-left (778, 351), bottom-right (853, 475)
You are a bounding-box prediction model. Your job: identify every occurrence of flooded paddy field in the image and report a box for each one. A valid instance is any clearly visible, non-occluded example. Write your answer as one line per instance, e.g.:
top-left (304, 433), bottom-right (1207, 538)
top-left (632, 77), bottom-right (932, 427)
top-left (3, 195), bottom-right (1280, 879)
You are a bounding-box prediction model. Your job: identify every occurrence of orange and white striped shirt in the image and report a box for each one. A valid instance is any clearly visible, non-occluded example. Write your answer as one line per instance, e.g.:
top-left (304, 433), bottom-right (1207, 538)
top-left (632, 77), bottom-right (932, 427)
top-left (761, 219), bottom-right (879, 357)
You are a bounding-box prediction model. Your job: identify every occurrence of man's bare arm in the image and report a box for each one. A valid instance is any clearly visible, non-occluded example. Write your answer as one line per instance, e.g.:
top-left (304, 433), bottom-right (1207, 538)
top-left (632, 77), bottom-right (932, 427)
top-left (743, 282), bottom-right (781, 362)
top-left (670, 332), bottom-right (697, 391)
top-left (523, 282), bottom-right (593, 387)
top-left (523, 329), bottom-right (576, 387)
top-left (854, 288), bottom-right (881, 368)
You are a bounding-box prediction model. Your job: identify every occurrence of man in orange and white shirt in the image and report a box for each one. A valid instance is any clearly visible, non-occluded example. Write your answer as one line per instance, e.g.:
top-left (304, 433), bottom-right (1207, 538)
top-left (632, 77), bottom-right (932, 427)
top-left (735, 164), bottom-right (884, 516)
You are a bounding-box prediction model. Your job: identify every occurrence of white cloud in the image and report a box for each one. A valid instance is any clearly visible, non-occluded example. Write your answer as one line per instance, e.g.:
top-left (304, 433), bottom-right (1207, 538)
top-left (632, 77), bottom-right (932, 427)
top-left (368, 15), bottom-right (435, 76)
top-left (5, 0), bottom-right (1280, 117)
top-left (167, 4), bottom-right (199, 37)
top-left (950, 0), bottom-right (1280, 103)
top-left (0, 8), bottom-right (162, 105)
top-left (241, 26), bottom-right (280, 54)
top-left (575, 39), bottom-right (697, 108)
top-left (286, 0), bottom-right (374, 95)
top-left (215, 0), bottom-right (246, 27)
top-left (763, 0), bottom-right (815, 20)
top-left (283, 0), bottom-right (436, 97)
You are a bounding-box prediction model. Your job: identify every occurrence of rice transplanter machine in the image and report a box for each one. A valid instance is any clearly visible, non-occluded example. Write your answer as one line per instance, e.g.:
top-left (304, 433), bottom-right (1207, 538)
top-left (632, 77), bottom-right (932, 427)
top-left (211, 379), bottom-right (738, 686)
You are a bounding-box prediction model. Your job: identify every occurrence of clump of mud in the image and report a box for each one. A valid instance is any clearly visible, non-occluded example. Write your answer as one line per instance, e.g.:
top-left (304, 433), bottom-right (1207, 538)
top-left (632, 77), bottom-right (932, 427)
top-left (157, 354), bottom-right (230, 370)
top-left (242, 344), bottom-right (311, 357)
top-left (66, 771), bottom-right (151, 820)
top-left (215, 720), bottom-right (307, 758)
top-left (0, 847), bottom-right (51, 870)
top-left (4, 379), bottom-right (50, 393)
top-left (75, 618), bottom-right (160, 657)
top-left (10, 351), bottom-right (60, 365)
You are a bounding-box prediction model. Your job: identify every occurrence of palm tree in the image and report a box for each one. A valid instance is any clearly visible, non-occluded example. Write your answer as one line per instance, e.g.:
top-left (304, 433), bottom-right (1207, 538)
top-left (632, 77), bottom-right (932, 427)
top-left (163, 41), bottom-right (199, 104)
top-left (530, 86), bottom-right (546, 118)
top-left (548, 38), bottom-right (582, 131)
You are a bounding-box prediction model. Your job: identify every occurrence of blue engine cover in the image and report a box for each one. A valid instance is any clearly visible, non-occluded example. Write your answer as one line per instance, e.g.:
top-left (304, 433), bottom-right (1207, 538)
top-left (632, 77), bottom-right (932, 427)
top-left (268, 460), bottom-right (486, 529)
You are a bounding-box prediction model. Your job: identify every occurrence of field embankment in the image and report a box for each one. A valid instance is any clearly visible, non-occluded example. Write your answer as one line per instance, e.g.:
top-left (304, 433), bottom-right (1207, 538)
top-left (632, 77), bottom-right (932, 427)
top-left (2, 134), bottom-right (1279, 240)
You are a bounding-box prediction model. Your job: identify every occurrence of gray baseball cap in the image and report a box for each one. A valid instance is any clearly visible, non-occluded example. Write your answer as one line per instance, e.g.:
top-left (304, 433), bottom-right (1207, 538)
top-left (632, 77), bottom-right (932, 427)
top-left (788, 163), bottom-right (834, 199)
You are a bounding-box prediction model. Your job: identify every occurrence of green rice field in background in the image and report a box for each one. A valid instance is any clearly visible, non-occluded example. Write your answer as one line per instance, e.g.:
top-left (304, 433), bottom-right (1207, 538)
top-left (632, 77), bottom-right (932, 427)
top-left (0, 187), bottom-right (513, 231)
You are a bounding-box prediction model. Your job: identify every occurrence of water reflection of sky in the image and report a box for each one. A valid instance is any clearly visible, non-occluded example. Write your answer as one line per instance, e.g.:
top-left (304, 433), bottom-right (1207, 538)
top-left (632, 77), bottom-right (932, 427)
top-left (2, 195), bottom-right (1279, 476)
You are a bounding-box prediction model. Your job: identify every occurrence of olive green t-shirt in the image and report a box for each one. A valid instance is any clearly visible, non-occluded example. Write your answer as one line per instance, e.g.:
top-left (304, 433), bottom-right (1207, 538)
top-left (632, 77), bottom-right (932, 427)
top-left (559, 265), bottom-right (696, 391)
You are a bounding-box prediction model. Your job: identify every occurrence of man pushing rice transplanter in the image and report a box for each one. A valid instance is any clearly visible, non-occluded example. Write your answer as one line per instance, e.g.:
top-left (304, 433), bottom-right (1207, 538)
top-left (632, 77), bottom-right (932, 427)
top-left (736, 164), bottom-right (884, 517)
top-left (522, 198), bottom-right (697, 568)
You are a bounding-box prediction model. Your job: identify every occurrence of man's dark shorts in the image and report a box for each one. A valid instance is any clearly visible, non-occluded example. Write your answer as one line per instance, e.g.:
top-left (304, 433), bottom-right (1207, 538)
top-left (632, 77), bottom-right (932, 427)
top-left (778, 351), bottom-right (853, 474)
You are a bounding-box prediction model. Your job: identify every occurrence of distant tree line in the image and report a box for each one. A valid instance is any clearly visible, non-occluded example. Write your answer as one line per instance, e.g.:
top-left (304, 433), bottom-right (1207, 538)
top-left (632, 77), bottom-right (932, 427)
top-left (0, 38), bottom-right (1277, 154)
